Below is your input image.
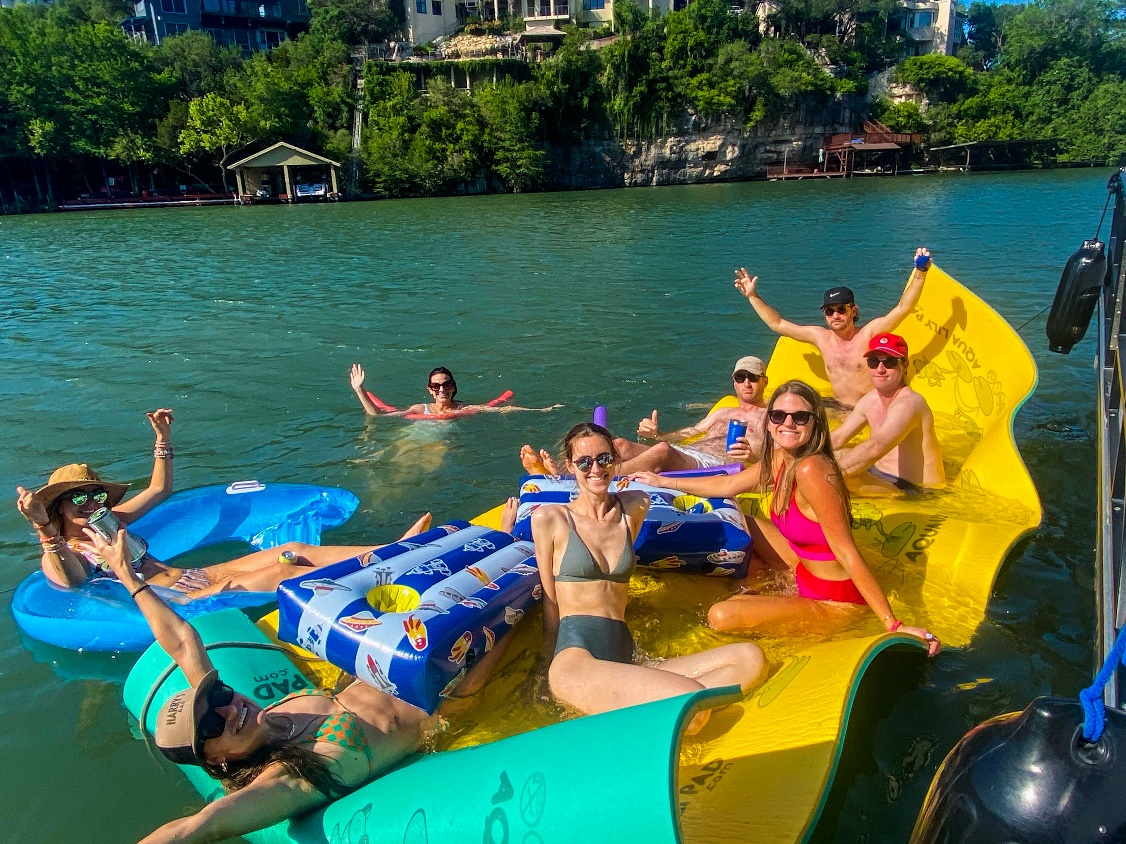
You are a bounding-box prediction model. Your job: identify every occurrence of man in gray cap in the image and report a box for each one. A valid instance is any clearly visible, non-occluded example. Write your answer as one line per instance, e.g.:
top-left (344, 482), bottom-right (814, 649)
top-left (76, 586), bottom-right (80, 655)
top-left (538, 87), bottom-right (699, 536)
top-left (614, 355), bottom-right (769, 472)
top-left (733, 248), bottom-right (931, 407)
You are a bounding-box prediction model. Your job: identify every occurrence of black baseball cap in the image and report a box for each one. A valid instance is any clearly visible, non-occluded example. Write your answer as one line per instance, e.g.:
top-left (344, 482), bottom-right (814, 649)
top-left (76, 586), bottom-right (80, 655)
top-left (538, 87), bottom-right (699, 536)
top-left (822, 287), bottom-right (855, 307)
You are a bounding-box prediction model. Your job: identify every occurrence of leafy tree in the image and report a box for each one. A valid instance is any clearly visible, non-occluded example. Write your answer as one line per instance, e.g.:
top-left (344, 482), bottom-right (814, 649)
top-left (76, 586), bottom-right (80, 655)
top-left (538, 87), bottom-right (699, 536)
top-left (308, 0), bottom-right (404, 44)
top-left (179, 92), bottom-right (252, 189)
top-left (477, 80), bottom-right (548, 192)
top-left (870, 97), bottom-right (926, 133)
top-left (533, 31), bottom-right (606, 139)
top-left (896, 54), bottom-right (974, 100)
top-left (153, 31), bottom-right (242, 100)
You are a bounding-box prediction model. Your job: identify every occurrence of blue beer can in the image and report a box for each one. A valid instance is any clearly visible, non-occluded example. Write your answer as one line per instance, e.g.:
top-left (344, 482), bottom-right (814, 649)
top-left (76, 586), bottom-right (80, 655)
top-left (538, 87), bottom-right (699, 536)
top-left (726, 419), bottom-right (748, 451)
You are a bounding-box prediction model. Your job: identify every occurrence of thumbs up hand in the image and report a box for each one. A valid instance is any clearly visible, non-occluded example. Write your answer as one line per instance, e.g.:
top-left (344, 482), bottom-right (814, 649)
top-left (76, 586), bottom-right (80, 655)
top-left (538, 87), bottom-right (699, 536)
top-left (637, 410), bottom-right (660, 439)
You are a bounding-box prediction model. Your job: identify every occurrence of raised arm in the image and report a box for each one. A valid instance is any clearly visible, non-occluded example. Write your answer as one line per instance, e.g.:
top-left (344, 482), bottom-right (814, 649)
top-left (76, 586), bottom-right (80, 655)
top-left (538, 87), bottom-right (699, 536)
top-left (349, 364), bottom-right (383, 416)
top-left (116, 409), bottom-right (175, 523)
top-left (638, 409), bottom-right (713, 443)
top-left (86, 528), bottom-right (215, 684)
top-left (835, 399), bottom-right (920, 477)
top-left (866, 248), bottom-right (930, 335)
top-left (629, 464), bottom-right (762, 499)
top-left (734, 268), bottom-right (823, 344)
top-left (16, 485), bottom-right (89, 587)
top-left (530, 507), bottom-right (561, 655)
top-left (798, 459), bottom-right (939, 654)
top-left (137, 768), bottom-right (326, 844)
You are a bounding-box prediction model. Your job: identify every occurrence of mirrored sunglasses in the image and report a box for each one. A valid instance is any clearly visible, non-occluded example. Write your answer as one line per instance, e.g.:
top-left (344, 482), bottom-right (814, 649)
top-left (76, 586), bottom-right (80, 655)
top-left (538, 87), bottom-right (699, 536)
top-left (573, 452), bottom-right (616, 473)
top-left (67, 487), bottom-right (109, 507)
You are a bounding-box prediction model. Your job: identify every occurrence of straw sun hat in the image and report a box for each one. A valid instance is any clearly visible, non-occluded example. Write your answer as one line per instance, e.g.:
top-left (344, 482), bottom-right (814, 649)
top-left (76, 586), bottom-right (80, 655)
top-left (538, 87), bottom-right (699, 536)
top-left (34, 464), bottom-right (130, 511)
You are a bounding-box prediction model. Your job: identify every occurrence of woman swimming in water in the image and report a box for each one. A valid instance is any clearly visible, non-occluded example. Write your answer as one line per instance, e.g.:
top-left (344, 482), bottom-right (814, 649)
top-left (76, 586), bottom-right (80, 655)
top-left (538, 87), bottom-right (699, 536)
top-left (14, 409), bottom-right (430, 597)
top-left (631, 380), bottom-right (941, 654)
top-left (530, 422), bottom-right (767, 721)
top-left (349, 364), bottom-right (560, 417)
top-left (86, 527), bottom-right (511, 844)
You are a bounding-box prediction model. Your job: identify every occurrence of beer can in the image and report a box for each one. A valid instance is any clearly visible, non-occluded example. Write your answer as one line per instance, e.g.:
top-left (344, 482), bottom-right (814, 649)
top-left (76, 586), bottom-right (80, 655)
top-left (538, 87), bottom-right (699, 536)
top-left (726, 419), bottom-right (748, 451)
top-left (87, 507), bottom-right (150, 564)
top-left (279, 550), bottom-right (298, 565)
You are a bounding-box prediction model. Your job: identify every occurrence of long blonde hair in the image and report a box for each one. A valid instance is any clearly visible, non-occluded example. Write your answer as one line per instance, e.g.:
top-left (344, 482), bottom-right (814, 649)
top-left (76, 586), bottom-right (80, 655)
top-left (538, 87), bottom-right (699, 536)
top-left (758, 380), bottom-right (850, 518)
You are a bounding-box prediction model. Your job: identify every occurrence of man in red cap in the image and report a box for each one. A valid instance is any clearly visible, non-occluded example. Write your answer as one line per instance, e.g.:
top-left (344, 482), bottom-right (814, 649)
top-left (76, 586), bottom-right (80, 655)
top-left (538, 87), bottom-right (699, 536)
top-left (830, 332), bottom-right (945, 492)
top-left (733, 247), bottom-right (932, 408)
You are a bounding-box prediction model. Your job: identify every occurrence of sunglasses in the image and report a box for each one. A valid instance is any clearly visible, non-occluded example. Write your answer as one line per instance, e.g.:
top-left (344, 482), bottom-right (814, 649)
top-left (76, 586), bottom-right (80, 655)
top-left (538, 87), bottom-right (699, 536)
top-left (822, 304), bottom-right (852, 316)
top-left (428, 381), bottom-right (455, 392)
top-left (767, 409), bottom-right (814, 426)
top-left (572, 452), bottom-right (616, 473)
top-left (866, 356), bottom-right (902, 369)
top-left (67, 487), bottom-right (109, 507)
top-left (197, 680), bottom-right (236, 742)
top-left (733, 371), bottom-right (762, 384)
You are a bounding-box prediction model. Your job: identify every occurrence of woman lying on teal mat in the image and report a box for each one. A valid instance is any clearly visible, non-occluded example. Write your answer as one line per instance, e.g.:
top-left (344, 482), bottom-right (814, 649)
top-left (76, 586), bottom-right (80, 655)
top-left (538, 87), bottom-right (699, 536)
top-left (87, 527), bottom-right (511, 844)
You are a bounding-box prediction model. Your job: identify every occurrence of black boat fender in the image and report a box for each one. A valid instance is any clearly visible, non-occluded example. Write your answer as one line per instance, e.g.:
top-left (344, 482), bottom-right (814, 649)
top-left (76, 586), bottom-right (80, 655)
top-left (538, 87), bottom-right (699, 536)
top-left (910, 697), bottom-right (1126, 843)
top-left (1046, 238), bottom-right (1107, 354)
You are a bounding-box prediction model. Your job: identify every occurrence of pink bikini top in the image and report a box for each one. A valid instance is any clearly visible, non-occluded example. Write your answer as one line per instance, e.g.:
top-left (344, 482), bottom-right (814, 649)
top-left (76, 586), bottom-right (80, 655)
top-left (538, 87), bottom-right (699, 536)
top-left (770, 470), bottom-right (836, 562)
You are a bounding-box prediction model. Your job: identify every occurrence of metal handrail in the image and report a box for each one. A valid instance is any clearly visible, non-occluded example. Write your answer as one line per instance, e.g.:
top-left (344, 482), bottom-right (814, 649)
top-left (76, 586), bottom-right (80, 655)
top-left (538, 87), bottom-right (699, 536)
top-left (1096, 169), bottom-right (1126, 707)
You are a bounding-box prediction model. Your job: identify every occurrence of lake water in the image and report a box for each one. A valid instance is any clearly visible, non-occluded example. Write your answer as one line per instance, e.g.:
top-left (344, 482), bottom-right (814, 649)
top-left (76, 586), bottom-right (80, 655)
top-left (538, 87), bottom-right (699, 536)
top-left (0, 169), bottom-right (1104, 842)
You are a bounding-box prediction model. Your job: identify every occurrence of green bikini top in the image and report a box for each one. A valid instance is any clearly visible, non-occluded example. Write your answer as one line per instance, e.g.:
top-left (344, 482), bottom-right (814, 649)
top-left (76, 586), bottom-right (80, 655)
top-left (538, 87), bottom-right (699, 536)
top-left (266, 687), bottom-right (374, 787)
top-left (555, 498), bottom-right (638, 584)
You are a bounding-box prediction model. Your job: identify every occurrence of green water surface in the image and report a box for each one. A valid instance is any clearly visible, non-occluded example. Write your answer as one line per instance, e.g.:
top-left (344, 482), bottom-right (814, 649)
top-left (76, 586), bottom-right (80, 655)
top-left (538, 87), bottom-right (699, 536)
top-left (0, 169), bottom-right (1102, 842)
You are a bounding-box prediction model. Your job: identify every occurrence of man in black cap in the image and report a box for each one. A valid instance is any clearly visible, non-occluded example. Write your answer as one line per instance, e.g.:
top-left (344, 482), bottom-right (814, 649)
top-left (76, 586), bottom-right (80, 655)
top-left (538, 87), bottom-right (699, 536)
top-left (733, 247), bottom-right (931, 407)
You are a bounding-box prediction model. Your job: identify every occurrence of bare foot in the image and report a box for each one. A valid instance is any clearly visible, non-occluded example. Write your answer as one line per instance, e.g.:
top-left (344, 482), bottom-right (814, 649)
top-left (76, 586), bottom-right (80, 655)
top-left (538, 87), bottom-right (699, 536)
top-left (402, 512), bottom-right (432, 539)
top-left (538, 449), bottom-right (559, 477)
top-left (684, 708), bottom-right (712, 736)
top-left (500, 497), bottom-right (518, 533)
top-left (520, 444), bottom-right (546, 474)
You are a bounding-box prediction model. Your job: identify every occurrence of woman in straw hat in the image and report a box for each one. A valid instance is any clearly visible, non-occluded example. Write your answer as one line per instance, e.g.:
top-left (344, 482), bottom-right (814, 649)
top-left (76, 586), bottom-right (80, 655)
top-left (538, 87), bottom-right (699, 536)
top-left (15, 408), bottom-right (431, 598)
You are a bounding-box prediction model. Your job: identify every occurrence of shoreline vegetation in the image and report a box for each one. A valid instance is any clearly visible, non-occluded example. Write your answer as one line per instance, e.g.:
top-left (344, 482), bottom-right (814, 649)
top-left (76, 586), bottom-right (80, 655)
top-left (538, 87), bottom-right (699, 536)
top-left (1, 0), bottom-right (1124, 212)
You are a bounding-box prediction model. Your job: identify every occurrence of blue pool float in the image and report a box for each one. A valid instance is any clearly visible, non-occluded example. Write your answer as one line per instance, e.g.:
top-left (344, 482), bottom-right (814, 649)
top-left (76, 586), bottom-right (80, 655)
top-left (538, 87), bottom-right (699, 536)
top-left (513, 473), bottom-right (752, 577)
top-left (276, 522), bottom-right (540, 713)
top-left (11, 481), bottom-right (359, 652)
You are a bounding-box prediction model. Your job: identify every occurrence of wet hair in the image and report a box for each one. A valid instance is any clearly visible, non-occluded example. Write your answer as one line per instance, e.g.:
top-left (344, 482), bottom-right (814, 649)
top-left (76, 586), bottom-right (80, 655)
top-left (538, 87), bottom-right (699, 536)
top-left (427, 367), bottom-right (457, 399)
top-left (759, 380), bottom-right (850, 519)
top-left (201, 740), bottom-right (346, 798)
top-left (559, 422), bottom-right (619, 466)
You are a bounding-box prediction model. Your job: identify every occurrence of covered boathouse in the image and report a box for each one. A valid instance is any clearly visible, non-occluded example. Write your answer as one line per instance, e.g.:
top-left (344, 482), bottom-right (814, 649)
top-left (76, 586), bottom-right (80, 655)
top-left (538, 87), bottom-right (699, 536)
top-left (228, 142), bottom-right (340, 203)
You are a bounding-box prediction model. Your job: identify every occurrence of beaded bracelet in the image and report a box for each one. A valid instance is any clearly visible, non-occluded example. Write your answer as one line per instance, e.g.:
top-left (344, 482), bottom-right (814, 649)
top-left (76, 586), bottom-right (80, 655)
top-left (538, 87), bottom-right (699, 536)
top-left (887, 620), bottom-right (903, 633)
top-left (154, 443), bottom-right (174, 459)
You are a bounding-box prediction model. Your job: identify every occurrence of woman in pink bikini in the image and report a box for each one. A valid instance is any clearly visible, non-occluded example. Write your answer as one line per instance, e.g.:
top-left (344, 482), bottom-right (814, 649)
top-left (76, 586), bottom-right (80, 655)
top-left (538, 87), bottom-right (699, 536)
top-left (631, 380), bottom-right (940, 655)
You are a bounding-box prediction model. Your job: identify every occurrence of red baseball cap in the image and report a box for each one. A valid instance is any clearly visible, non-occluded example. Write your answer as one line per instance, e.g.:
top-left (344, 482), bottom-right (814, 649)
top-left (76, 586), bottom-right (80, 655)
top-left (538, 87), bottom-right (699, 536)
top-left (866, 333), bottom-right (908, 359)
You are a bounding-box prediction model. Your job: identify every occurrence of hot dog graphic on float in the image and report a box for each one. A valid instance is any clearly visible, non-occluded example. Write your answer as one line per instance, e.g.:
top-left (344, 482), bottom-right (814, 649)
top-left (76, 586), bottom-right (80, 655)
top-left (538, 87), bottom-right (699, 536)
top-left (276, 522), bottom-right (539, 713)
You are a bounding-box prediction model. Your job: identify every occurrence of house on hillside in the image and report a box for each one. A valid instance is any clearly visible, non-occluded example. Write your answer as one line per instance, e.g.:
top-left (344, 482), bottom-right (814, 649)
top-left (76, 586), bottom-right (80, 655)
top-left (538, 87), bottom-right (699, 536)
top-left (757, 0), bottom-right (965, 57)
top-left (120, 0), bottom-right (309, 52)
top-left (890, 0), bottom-right (966, 56)
top-left (404, 0), bottom-right (685, 46)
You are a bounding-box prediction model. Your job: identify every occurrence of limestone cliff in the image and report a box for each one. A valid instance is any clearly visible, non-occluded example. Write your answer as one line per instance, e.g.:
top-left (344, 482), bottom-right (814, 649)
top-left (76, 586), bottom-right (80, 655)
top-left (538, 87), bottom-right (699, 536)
top-left (545, 103), bottom-right (859, 190)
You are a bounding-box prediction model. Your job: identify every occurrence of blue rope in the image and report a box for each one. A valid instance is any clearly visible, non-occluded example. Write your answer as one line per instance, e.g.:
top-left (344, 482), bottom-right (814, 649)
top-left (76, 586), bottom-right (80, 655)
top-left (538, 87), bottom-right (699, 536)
top-left (1080, 621), bottom-right (1126, 741)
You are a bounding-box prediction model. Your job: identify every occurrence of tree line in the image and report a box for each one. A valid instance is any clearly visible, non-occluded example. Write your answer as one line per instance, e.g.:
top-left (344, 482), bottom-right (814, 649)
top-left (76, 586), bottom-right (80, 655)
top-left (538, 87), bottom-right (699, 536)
top-left (1, 0), bottom-right (1124, 207)
top-left (876, 0), bottom-right (1126, 162)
